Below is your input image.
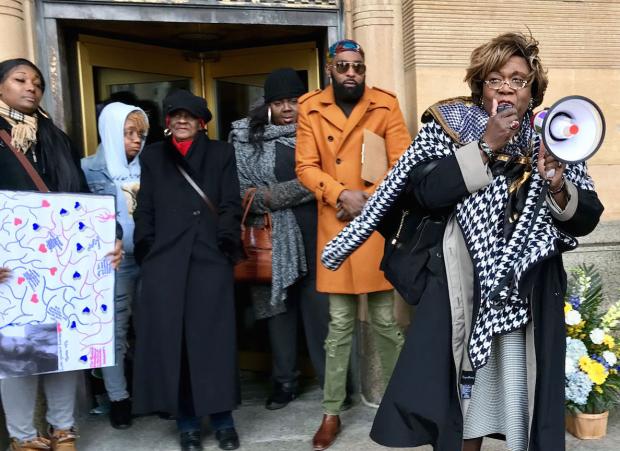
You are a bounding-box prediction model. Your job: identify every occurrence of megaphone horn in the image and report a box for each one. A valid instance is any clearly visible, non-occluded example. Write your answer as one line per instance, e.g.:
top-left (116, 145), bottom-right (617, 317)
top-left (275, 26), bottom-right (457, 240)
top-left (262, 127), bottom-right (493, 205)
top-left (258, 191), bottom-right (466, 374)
top-left (532, 96), bottom-right (605, 163)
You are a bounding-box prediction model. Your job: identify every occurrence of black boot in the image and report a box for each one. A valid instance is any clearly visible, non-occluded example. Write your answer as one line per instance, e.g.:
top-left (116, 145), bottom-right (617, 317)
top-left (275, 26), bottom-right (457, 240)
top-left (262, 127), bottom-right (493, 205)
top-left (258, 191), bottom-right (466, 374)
top-left (109, 398), bottom-right (132, 429)
top-left (180, 430), bottom-right (203, 451)
top-left (215, 427), bottom-right (239, 450)
top-left (265, 382), bottom-right (298, 410)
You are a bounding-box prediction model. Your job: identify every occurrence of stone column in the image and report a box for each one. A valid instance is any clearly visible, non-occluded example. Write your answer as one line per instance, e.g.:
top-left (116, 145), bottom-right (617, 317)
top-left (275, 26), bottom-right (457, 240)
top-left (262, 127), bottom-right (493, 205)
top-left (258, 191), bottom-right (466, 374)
top-left (0, 3), bottom-right (36, 446)
top-left (346, 0), bottom-right (411, 406)
top-left (0, 0), bottom-right (36, 61)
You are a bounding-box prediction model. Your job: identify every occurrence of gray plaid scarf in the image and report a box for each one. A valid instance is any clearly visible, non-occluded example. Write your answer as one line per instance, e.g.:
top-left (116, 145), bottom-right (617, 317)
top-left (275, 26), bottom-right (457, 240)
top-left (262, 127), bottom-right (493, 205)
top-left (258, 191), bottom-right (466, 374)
top-left (0, 99), bottom-right (38, 154)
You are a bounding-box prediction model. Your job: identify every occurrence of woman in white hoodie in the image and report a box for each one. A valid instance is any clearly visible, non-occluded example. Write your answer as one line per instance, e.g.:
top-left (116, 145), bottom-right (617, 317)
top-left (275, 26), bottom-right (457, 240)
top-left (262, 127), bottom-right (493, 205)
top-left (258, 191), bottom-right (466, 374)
top-left (81, 102), bottom-right (149, 429)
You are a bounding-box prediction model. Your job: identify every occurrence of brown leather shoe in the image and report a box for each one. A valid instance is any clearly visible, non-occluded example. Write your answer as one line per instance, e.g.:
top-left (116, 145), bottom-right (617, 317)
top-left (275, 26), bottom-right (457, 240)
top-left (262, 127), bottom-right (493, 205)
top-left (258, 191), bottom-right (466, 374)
top-left (9, 437), bottom-right (51, 451)
top-left (312, 414), bottom-right (341, 451)
top-left (49, 428), bottom-right (77, 451)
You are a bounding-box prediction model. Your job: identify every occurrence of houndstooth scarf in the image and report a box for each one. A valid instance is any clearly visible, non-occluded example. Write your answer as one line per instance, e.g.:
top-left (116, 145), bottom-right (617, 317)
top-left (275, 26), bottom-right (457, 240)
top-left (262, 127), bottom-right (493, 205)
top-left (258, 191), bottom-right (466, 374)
top-left (0, 99), bottom-right (38, 154)
top-left (322, 97), bottom-right (595, 370)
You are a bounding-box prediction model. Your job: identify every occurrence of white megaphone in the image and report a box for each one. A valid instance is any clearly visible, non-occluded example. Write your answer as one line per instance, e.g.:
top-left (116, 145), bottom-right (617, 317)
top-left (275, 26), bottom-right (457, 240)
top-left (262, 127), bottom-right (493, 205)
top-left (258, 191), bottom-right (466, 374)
top-left (532, 96), bottom-right (605, 163)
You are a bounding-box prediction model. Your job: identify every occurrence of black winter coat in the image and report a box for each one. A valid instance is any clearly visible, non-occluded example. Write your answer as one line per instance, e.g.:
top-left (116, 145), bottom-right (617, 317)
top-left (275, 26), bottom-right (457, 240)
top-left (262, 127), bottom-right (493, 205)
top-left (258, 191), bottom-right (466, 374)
top-left (370, 155), bottom-right (604, 450)
top-left (132, 133), bottom-right (242, 416)
top-left (0, 117), bottom-right (89, 193)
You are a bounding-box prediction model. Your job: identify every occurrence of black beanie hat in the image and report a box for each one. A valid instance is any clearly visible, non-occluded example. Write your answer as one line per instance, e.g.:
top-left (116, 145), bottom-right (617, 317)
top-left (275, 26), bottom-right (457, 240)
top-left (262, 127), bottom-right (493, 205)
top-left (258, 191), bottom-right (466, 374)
top-left (164, 89), bottom-right (212, 123)
top-left (263, 68), bottom-right (306, 103)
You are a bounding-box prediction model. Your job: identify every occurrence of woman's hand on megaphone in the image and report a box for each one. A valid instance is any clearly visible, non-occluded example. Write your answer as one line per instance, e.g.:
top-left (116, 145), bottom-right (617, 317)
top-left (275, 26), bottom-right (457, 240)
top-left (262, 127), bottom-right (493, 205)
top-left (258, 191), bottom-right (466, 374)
top-left (482, 98), bottom-right (521, 151)
top-left (538, 142), bottom-right (567, 199)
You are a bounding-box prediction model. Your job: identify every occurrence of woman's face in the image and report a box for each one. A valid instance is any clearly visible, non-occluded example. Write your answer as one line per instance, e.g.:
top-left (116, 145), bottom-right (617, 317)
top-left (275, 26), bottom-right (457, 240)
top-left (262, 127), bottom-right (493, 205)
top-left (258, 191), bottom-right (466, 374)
top-left (0, 65), bottom-right (43, 115)
top-left (169, 109), bottom-right (201, 142)
top-left (481, 55), bottom-right (533, 120)
top-left (270, 97), bottom-right (299, 125)
top-left (123, 116), bottom-right (146, 162)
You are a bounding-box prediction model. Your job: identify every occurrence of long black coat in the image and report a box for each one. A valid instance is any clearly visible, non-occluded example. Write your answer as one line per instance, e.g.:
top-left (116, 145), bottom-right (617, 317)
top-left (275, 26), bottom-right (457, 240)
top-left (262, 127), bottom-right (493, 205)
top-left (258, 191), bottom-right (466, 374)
top-left (132, 133), bottom-right (242, 416)
top-left (370, 156), bottom-right (603, 450)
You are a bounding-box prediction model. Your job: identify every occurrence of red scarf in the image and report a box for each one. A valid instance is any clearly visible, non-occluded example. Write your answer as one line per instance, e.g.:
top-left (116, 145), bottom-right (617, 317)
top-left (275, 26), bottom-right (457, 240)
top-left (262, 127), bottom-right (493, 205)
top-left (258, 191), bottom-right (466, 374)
top-left (171, 136), bottom-right (192, 156)
top-left (166, 116), bottom-right (205, 157)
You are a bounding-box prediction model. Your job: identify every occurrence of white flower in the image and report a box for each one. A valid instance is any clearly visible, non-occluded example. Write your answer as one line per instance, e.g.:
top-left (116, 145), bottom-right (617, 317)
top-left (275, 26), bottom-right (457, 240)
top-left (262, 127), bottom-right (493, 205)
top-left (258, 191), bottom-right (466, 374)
top-left (603, 351), bottom-right (617, 366)
top-left (566, 310), bottom-right (582, 326)
top-left (590, 328), bottom-right (605, 345)
top-left (566, 357), bottom-right (578, 375)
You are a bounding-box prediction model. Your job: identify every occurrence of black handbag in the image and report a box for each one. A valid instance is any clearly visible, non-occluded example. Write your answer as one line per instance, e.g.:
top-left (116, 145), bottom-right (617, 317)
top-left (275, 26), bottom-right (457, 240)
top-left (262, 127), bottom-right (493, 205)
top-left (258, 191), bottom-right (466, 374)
top-left (377, 160), bottom-right (446, 305)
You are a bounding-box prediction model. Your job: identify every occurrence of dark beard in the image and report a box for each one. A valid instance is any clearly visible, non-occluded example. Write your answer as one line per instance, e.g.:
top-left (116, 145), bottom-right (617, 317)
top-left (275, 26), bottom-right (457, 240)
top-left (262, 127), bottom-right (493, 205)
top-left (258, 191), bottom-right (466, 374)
top-left (333, 80), bottom-right (365, 104)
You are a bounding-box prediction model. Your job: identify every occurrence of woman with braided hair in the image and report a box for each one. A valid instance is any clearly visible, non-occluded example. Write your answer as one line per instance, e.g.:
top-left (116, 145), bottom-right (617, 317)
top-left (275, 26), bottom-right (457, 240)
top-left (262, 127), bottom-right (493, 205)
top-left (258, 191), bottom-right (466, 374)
top-left (321, 33), bottom-right (603, 451)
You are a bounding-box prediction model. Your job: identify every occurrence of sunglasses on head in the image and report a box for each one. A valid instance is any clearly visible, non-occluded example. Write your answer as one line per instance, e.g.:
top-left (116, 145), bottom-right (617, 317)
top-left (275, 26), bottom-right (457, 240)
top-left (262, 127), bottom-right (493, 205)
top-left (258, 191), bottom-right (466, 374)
top-left (331, 61), bottom-right (366, 75)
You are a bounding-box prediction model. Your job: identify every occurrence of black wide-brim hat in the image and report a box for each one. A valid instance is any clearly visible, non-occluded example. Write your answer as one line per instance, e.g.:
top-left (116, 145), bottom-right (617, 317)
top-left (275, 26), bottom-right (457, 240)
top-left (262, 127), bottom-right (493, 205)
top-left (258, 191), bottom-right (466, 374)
top-left (164, 89), bottom-right (212, 123)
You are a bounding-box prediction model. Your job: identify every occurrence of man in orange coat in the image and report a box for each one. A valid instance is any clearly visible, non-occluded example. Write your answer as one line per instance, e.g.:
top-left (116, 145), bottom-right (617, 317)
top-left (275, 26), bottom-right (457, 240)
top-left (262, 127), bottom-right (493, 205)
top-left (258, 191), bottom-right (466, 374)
top-left (295, 40), bottom-right (411, 451)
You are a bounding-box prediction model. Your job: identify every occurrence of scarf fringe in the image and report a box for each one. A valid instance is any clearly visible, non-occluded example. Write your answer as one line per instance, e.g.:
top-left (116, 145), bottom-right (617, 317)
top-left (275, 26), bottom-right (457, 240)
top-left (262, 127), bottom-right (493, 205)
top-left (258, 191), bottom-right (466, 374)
top-left (0, 99), bottom-right (38, 153)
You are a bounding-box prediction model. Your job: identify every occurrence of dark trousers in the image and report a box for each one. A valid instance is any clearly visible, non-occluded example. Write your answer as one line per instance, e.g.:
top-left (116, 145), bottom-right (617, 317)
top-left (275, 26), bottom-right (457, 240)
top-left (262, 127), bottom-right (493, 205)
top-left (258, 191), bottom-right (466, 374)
top-left (268, 273), bottom-right (329, 388)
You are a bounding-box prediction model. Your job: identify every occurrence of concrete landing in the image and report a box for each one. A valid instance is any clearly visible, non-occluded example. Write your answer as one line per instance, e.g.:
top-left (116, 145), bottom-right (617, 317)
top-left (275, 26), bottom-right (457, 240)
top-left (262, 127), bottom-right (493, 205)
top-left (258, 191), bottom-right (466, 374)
top-left (77, 379), bottom-right (620, 451)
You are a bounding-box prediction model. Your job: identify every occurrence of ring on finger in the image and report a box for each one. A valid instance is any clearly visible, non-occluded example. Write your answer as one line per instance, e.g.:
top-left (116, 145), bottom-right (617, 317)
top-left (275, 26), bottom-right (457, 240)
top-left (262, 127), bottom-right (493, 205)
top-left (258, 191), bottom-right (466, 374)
top-left (509, 120), bottom-right (520, 130)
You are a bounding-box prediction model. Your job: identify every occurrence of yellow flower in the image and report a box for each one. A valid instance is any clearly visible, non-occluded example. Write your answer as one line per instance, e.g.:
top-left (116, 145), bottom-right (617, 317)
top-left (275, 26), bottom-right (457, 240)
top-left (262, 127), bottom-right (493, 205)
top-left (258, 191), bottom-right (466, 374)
top-left (579, 356), bottom-right (592, 369)
top-left (565, 303), bottom-right (573, 314)
top-left (580, 357), bottom-right (609, 385)
top-left (603, 334), bottom-right (615, 350)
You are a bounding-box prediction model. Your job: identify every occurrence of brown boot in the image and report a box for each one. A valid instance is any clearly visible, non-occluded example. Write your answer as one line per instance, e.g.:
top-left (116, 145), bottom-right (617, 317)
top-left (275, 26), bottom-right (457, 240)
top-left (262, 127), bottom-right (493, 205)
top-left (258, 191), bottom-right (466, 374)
top-left (49, 428), bottom-right (77, 451)
top-left (312, 414), bottom-right (341, 451)
top-left (9, 437), bottom-right (51, 451)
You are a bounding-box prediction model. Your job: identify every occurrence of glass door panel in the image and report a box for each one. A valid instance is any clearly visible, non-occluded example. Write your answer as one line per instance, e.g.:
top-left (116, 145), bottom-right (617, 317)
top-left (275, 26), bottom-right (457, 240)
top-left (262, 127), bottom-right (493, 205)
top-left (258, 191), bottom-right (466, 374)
top-left (215, 70), bottom-right (309, 139)
top-left (205, 42), bottom-right (320, 139)
top-left (77, 36), bottom-right (202, 155)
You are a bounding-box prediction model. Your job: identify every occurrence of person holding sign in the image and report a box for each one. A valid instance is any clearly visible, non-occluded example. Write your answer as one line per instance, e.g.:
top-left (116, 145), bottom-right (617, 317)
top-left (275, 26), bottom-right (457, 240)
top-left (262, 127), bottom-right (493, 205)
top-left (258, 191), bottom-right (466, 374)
top-left (0, 58), bottom-right (122, 451)
top-left (82, 102), bottom-right (149, 429)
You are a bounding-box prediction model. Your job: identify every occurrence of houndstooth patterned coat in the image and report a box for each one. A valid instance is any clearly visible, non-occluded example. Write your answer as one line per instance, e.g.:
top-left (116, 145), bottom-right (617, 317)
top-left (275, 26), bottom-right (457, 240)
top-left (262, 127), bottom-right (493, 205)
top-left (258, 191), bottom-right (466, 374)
top-left (322, 97), bottom-right (597, 370)
top-left (362, 98), bottom-right (604, 451)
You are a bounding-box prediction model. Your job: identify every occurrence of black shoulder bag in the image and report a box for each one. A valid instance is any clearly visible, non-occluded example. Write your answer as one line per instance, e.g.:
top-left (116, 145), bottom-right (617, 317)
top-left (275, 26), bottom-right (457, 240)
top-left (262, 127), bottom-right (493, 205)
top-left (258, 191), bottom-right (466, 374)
top-left (377, 160), bottom-right (446, 305)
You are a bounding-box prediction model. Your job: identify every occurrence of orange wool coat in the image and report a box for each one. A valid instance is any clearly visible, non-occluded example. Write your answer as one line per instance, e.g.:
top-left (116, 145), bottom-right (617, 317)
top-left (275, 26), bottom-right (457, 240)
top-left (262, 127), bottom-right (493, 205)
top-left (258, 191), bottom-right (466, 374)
top-left (295, 84), bottom-right (411, 294)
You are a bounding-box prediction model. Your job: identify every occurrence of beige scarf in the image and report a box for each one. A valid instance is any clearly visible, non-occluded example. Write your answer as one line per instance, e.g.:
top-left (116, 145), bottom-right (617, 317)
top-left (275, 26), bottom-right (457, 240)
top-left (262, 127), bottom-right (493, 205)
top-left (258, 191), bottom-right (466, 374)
top-left (0, 98), bottom-right (38, 155)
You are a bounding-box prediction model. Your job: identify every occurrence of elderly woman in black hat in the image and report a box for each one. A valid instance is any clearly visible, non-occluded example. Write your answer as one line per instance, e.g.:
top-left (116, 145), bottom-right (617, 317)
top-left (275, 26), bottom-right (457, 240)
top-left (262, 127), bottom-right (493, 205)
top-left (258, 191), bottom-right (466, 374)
top-left (132, 89), bottom-right (243, 451)
top-left (230, 68), bottom-right (332, 411)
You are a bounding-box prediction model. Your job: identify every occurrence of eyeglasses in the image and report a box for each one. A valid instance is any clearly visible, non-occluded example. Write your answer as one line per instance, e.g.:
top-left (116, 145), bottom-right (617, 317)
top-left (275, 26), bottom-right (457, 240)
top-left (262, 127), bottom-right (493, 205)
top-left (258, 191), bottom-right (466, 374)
top-left (331, 61), bottom-right (366, 75)
top-left (124, 130), bottom-right (147, 141)
top-left (483, 78), bottom-right (529, 90)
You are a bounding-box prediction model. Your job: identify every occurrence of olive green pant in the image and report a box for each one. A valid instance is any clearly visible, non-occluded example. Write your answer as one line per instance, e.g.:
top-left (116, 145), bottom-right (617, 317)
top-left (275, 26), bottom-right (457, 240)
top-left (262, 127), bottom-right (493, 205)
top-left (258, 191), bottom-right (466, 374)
top-left (322, 290), bottom-right (404, 415)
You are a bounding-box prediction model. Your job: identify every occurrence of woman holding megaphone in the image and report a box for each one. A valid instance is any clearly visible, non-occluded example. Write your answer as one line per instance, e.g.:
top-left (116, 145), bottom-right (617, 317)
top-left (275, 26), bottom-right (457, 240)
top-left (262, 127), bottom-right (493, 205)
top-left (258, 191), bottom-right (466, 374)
top-left (320, 32), bottom-right (604, 451)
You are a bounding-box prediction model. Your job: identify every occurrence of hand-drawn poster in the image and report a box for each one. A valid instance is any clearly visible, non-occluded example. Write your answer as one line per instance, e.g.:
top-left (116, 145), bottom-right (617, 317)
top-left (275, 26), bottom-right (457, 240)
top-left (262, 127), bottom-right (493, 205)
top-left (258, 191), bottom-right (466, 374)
top-left (0, 191), bottom-right (116, 379)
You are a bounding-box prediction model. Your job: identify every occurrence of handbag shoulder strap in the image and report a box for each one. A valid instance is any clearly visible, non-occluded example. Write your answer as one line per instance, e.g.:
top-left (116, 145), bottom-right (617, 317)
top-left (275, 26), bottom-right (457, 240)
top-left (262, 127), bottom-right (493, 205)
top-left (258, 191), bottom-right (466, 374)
top-left (240, 188), bottom-right (256, 226)
top-left (0, 129), bottom-right (50, 193)
top-left (240, 188), bottom-right (271, 229)
top-left (176, 163), bottom-right (218, 215)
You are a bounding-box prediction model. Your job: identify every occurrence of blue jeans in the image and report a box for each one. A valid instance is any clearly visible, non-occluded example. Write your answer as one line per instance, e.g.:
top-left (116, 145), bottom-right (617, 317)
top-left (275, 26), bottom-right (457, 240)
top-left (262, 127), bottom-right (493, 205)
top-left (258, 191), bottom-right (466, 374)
top-left (102, 255), bottom-right (139, 401)
top-left (176, 411), bottom-right (235, 433)
top-left (1, 371), bottom-right (77, 441)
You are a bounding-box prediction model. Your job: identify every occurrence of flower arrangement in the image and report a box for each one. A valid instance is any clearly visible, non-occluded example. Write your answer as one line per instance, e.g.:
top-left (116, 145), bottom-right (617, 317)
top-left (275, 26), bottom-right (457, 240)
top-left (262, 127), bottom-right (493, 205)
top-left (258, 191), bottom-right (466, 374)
top-left (565, 265), bottom-right (620, 414)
